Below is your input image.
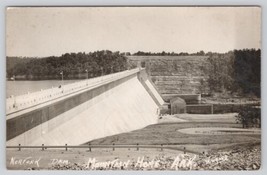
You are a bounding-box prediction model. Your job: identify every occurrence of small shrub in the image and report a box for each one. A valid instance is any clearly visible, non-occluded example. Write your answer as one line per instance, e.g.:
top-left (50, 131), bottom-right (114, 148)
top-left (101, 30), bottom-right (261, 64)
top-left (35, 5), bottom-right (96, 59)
top-left (236, 106), bottom-right (261, 128)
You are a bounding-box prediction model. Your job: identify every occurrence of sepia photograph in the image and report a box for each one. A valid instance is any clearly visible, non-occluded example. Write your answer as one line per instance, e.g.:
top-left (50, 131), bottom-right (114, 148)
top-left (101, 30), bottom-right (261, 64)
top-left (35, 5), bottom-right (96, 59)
top-left (6, 6), bottom-right (261, 170)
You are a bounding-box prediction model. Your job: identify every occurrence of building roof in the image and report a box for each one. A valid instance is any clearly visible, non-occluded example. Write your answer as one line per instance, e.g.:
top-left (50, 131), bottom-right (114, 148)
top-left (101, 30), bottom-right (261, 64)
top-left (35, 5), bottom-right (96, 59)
top-left (170, 97), bottom-right (186, 105)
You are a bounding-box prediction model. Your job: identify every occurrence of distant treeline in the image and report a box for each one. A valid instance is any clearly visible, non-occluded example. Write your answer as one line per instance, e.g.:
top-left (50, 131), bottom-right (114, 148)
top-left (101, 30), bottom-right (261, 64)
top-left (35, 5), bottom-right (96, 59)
top-left (132, 50), bottom-right (206, 56)
top-left (205, 49), bottom-right (261, 97)
top-left (7, 51), bottom-right (137, 80)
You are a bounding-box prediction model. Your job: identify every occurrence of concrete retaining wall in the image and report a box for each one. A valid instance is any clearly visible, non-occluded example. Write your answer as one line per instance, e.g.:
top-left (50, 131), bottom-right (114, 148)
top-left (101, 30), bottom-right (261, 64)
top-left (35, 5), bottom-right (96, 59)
top-left (186, 104), bottom-right (213, 114)
top-left (213, 103), bottom-right (260, 114)
top-left (186, 103), bottom-right (260, 114)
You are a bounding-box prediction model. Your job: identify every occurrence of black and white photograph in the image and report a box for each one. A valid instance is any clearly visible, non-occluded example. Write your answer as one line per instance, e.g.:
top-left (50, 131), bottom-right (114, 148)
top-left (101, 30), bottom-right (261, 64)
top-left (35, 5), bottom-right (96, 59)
top-left (5, 6), bottom-right (261, 170)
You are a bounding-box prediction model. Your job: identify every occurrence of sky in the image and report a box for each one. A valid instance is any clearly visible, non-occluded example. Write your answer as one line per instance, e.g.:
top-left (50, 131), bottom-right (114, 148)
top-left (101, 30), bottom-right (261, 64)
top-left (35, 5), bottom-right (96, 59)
top-left (6, 7), bottom-right (261, 57)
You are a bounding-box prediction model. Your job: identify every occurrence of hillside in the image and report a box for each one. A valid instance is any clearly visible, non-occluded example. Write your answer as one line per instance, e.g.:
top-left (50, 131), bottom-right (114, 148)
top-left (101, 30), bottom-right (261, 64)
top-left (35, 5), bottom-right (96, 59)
top-left (127, 49), bottom-right (261, 99)
top-left (128, 56), bottom-right (210, 95)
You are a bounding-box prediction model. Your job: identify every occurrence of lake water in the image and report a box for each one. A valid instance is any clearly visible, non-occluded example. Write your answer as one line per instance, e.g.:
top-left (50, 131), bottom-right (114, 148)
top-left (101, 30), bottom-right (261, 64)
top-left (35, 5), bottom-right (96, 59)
top-left (6, 80), bottom-right (81, 98)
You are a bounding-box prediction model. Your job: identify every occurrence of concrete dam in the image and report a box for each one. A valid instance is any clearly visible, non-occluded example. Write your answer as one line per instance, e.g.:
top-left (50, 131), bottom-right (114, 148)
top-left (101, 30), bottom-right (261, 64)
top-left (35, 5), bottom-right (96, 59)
top-left (6, 68), bottom-right (164, 146)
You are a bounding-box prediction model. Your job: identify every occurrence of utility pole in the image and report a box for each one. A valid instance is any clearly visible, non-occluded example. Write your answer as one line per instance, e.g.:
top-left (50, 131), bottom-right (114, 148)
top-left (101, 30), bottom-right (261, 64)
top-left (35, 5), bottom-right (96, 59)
top-left (60, 71), bottom-right (64, 92)
top-left (101, 67), bottom-right (103, 76)
top-left (85, 69), bottom-right (88, 85)
top-left (60, 71), bottom-right (64, 84)
top-left (101, 67), bottom-right (103, 81)
top-left (13, 75), bottom-right (16, 108)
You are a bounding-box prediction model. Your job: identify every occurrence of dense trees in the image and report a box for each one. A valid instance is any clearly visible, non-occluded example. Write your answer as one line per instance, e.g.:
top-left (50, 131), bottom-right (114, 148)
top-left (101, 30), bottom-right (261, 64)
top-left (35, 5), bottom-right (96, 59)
top-left (206, 52), bottom-right (235, 93)
top-left (206, 49), bottom-right (261, 97)
top-left (7, 50), bottom-right (136, 80)
top-left (236, 106), bottom-right (261, 128)
top-left (233, 49), bottom-right (261, 96)
top-left (132, 51), bottom-right (206, 56)
top-left (6, 57), bottom-right (33, 78)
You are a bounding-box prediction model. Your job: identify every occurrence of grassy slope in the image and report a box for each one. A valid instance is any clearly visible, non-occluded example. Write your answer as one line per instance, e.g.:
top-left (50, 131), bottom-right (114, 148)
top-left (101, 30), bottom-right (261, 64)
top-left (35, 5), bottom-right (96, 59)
top-left (87, 122), bottom-right (260, 147)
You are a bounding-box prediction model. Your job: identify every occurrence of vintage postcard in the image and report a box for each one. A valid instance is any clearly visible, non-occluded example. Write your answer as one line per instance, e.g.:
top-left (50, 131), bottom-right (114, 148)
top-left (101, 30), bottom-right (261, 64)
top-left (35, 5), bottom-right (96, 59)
top-left (6, 7), bottom-right (261, 170)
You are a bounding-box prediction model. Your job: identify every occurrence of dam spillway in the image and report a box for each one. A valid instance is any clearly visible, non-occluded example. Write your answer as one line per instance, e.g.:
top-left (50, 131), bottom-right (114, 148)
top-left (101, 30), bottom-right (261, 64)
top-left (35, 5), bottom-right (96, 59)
top-left (6, 68), bottom-right (163, 146)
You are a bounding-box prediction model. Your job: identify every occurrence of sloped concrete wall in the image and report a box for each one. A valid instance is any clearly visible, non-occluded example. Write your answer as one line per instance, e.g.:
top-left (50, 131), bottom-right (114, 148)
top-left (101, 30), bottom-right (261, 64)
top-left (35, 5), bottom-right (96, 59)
top-left (7, 73), bottom-right (135, 141)
top-left (138, 70), bottom-right (165, 106)
top-left (7, 74), bottom-right (158, 146)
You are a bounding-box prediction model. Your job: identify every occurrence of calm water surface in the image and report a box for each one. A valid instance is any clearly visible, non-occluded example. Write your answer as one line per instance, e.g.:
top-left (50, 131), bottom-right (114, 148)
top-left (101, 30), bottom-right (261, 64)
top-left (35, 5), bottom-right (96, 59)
top-left (6, 80), bottom-right (81, 98)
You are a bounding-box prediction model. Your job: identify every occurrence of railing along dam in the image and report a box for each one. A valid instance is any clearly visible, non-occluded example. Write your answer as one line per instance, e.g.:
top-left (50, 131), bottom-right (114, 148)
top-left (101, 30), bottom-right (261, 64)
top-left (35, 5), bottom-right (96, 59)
top-left (6, 68), bottom-right (164, 146)
top-left (7, 69), bottom-right (141, 115)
